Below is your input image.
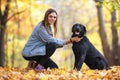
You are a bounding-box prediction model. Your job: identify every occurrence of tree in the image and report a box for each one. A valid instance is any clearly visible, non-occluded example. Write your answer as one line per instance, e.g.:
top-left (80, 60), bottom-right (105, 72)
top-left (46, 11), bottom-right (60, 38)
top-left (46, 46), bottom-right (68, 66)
top-left (0, 0), bottom-right (26, 67)
top-left (94, 0), bottom-right (120, 66)
top-left (0, 0), bottom-right (11, 67)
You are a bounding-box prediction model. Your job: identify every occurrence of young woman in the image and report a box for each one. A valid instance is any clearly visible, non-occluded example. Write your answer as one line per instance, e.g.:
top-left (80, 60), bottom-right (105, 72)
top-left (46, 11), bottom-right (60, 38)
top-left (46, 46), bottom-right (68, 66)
top-left (22, 8), bottom-right (81, 71)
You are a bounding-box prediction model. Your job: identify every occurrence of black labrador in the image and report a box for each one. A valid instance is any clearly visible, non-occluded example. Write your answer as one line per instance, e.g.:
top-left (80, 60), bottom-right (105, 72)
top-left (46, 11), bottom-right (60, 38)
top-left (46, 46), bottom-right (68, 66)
top-left (72, 23), bottom-right (109, 71)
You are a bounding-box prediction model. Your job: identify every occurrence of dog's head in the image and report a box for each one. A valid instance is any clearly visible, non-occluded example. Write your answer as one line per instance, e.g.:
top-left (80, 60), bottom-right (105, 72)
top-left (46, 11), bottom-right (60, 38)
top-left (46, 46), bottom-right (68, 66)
top-left (72, 23), bottom-right (86, 37)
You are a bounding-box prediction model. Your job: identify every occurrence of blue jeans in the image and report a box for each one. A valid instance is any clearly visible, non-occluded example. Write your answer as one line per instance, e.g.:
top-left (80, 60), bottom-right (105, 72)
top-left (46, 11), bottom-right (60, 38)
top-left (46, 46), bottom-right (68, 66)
top-left (23, 43), bottom-right (58, 69)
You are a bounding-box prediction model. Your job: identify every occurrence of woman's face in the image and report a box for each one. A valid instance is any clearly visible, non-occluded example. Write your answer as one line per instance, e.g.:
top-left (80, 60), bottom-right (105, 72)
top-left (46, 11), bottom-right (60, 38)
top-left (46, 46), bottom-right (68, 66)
top-left (48, 12), bottom-right (57, 25)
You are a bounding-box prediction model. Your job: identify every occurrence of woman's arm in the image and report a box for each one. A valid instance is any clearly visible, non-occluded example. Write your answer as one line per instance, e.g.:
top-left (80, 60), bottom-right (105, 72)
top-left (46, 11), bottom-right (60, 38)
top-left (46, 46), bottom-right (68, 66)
top-left (36, 24), bottom-right (66, 47)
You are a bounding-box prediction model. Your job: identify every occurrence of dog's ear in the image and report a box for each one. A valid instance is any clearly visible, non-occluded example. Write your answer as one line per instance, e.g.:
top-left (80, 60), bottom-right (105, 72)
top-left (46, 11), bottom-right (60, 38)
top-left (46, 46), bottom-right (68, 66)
top-left (72, 25), bottom-right (74, 33)
top-left (79, 24), bottom-right (87, 37)
top-left (72, 24), bottom-right (76, 33)
top-left (83, 25), bottom-right (86, 34)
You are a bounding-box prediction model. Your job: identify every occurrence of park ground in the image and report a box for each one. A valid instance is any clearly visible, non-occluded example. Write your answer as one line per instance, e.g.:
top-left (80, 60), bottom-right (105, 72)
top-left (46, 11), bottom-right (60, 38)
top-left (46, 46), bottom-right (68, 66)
top-left (0, 66), bottom-right (120, 80)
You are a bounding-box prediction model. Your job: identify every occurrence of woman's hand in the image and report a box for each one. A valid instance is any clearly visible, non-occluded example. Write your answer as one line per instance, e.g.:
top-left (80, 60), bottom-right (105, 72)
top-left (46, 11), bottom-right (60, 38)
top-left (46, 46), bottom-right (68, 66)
top-left (71, 36), bottom-right (83, 42)
top-left (65, 36), bottom-right (83, 44)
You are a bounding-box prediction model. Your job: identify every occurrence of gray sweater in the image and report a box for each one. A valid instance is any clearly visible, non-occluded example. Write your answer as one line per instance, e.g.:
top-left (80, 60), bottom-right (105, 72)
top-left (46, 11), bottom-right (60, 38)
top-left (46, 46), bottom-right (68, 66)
top-left (22, 23), bottom-right (66, 57)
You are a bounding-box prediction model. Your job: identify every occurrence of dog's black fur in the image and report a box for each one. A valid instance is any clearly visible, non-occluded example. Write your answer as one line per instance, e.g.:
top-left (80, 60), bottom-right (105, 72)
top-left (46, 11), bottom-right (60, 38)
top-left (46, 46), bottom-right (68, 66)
top-left (72, 23), bottom-right (109, 71)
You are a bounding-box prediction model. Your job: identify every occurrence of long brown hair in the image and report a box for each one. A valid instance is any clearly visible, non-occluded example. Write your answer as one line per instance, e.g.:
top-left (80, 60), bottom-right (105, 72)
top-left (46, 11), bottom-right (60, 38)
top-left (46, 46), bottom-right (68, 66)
top-left (42, 8), bottom-right (57, 36)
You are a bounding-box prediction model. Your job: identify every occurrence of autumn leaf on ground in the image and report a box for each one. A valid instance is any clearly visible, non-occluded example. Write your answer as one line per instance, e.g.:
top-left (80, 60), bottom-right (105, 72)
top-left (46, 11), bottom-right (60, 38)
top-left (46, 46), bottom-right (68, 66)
top-left (0, 66), bottom-right (120, 80)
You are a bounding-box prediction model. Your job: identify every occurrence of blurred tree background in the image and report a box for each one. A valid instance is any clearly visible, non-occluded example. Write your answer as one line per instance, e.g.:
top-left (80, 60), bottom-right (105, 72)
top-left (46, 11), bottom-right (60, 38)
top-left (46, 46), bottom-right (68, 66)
top-left (0, 0), bottom-right (120, 69)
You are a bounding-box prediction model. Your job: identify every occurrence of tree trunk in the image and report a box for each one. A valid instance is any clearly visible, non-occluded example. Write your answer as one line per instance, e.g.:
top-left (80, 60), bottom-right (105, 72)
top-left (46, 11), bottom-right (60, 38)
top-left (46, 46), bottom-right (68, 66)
top-left (11, 35), bottom-right (15, 67)
top-left (94, 0), bottom-right (114, 65)
top-left (0, 27), bottom-right (5, 67)
top-left (111, 10), bottom-right (120, 65)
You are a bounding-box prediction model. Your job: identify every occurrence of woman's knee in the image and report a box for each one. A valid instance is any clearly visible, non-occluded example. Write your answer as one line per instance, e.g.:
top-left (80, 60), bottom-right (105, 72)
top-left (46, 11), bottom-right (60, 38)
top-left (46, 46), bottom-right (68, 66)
top-left (46, 43), bottom-right (57, 56)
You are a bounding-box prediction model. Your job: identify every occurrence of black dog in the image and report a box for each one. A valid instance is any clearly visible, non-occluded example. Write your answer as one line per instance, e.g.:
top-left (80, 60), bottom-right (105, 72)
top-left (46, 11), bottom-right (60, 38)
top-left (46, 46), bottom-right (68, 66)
top-left (72, 23), bottom-right (109, 71)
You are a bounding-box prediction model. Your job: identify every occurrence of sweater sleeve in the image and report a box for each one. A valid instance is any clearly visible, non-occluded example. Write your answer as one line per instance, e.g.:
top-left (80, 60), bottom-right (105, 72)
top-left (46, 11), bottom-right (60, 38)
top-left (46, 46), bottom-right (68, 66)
top-left (36, 24), bottom-right (66, 47)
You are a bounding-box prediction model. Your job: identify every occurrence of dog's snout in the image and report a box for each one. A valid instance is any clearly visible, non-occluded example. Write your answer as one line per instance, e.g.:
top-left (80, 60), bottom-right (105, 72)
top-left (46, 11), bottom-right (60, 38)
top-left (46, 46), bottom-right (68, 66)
top-left (75, 26), bottom-right (80, 32)
top-left (76, 28), bottom-right (80, 32)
